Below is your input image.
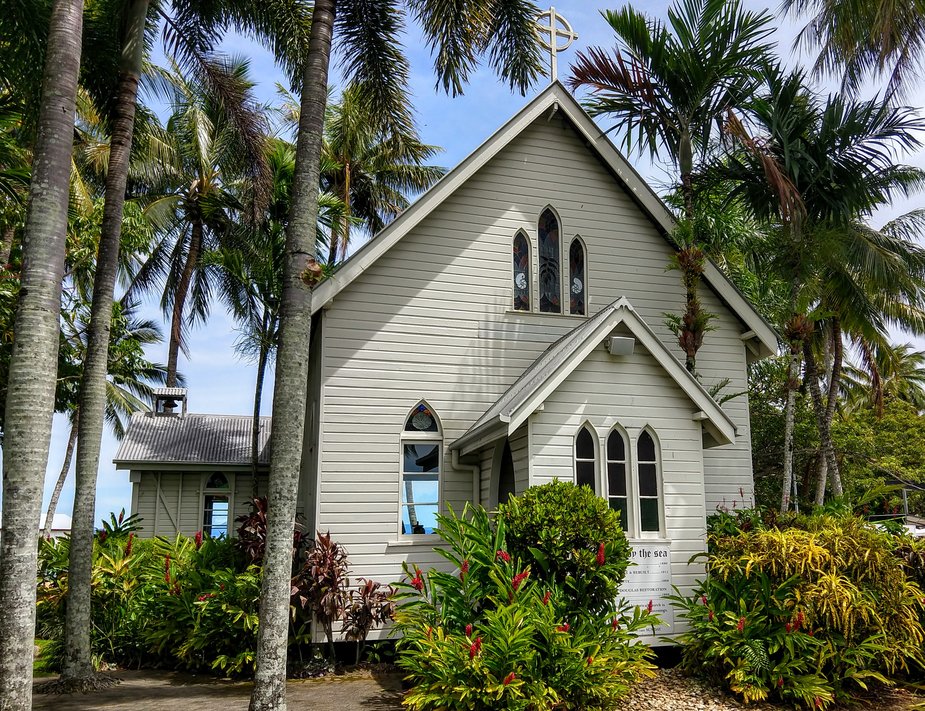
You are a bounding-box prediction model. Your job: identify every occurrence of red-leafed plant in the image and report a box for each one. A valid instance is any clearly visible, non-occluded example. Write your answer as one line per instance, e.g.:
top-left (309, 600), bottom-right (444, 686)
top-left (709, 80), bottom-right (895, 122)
top-left (342, 578), bottom-right (396, 664)
top-left (294, 531), bottom-right (350, 660)
top-left (235, 496), bottom-right (304, 565)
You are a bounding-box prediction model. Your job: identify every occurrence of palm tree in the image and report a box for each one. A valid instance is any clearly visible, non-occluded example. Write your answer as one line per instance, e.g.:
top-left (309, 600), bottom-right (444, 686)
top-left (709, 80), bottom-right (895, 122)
top-left (43, 301), bottom-right (170, 539)
top-left (249, 2), bottom-right (543, 707)
top-left (569, 0), bottom-right (774, 373)
top-left (718, 64), bottom-right (925, 510)
top-left (132, 58), bottom-right (270, 388)
top-left (0, 0), bottom-right (84, 704)
top-left (843, 342), bottom-right (925, 414)
top-left (317, 84), bottom-right (445, 264)
top-left (782, 0), bottom-right (925, 98)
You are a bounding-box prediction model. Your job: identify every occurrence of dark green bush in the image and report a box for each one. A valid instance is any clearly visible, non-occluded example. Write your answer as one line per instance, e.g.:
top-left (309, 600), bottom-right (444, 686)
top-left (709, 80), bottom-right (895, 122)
top-left (498, 480), bottom-right (631, 615)
top-left (395, 495), bottom-right (657, 710)
top-left (673, 509), bottom-right (925, 708)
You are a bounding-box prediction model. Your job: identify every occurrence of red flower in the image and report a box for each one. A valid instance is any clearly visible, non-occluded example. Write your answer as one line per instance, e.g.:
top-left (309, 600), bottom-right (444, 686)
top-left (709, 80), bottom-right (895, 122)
top-left (125, 532), bottom-right (134, 557)
top-left (808, 629), bottom-right (814, 637)
top-left (411, 575), bottom-right (424, 592)
top-left (469, 637), bottom-right (482, 659)
top-left (426, 626), bottom-right (432, 640)
top-left (502, 672), bottom-right (516, 686)
top-left (737, 617), bottom-right (746, 632)
top-left (195, 530), bottom-right (203, 549)
top-left (611, 618), bottom-right (620, 631)
top-left (814, 697), bottom-right (823, 709)
top-left (646, 600), bottom-right (653, 614)
top-left (795, 611), bottom-right (805, 629)
top-left (556, 623), bottom-right (570, 633)
top-left (587, 656), bottom-right (594, 666)
top-left (496, 550), bottom-right (511, 563)
top-left (542, 590), bottom-right (551, 606)
top-left (512, 569), bottom-right (530, 591)
top-left (164, 554), bottom-right (171, 584)
top-left (465, 624), bottom-right (473, 638)
top-left (701, 595), bottom-right (708, 606)
top-left (460, 559), bottom-right (469, 580)
top-left (708, 610), bottom-right (714, 622)
top-left (596, 543), bottom-right (605, 566)
top-left (777, 677), bottom-right (784, 688)
top-left (785, 622), bottom-right (792, 634)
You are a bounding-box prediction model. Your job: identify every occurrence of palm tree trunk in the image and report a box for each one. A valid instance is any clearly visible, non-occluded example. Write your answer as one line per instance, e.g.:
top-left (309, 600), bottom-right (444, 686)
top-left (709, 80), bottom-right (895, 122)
top-left (167, 219), bottom-right (202, 387)
top-left (339, 161), bottom-right (351, 261)
top-left (0, 0), bottom-right (84, 705)
top-left (43, 413), bottom-right (79, 539)
top-left (781, 342), bottom-right (801, 513)
top-left (822, 319), bottom-right (843, 497)
top-left (803, 343), bottom-right (829, 505)
top-left (251, 322), bottom-right (270, 499)
top-left (249, 0), bottom-right (335, 707)
top-left (0, 224), bottom-right (15, 267)
top-left (64, 0), bottom-right (149, 686)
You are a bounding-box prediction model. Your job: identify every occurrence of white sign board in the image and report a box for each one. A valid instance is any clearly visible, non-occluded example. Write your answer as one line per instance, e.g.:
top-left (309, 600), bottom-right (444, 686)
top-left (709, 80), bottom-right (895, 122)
top-left (618, 542), bottom-right (674, 634)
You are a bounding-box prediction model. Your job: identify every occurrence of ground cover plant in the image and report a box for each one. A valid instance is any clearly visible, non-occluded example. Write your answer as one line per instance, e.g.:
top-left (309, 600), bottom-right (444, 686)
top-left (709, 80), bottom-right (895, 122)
top-left (394, 482), bottom-right (658, 710)
top-left (672, 508), bottom-right (925, 708)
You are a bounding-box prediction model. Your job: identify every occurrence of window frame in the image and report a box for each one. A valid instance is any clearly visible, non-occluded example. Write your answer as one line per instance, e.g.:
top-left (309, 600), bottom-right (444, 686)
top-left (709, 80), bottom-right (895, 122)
top-left (605, 426), bottom-right (630, 532)
top-left (573, 423), bottom-right (598, 494)
top-left (635, 428), bottom-right (665, 538)
top-left (512, 230), bottom-right (532, 312)
top-left (398, 401), bottom-right (443, 538)
top-left (200, 471), bottom-right (234, 537)
top-left (537, 206), bottom-right (563, 314)
top-left (568, 236), bottom-right (588, 316)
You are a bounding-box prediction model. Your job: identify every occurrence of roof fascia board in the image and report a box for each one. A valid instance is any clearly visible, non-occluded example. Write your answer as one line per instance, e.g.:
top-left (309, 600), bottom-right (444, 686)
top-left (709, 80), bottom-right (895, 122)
top-left (312, 86), bottom-right (561, 313)
top-left (455, 419), bottom-right (510, 457)
top-left (114, 462), bottom-right (267, 471)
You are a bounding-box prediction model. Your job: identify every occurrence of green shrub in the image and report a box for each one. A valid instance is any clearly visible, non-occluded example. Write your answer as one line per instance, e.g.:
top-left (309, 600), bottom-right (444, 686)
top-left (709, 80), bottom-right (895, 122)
top-left (673, 510), bottom-right (925, 708)
top-left (395, 500), bottom-right (656, 710)
top-left (498, 480), bottom-right (631, 615)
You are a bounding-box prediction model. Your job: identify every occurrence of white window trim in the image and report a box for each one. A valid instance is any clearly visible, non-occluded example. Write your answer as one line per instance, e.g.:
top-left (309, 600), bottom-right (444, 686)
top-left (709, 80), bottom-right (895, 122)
top-left (398, 402), bottom-right (443, 539)
top-left (635, 428), bottom-right (665, 539)
top-left (604, 426), bottom-right (630, 533)
top-left (200, 472), bottom-right (235, 537)
top-left (537, 205), bottom-right (564, 315)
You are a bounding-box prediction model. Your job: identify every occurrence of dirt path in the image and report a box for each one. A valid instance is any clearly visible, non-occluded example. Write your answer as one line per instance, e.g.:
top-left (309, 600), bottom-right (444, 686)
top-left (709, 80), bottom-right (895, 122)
top-left (32, 670), bottom-right (404, 711)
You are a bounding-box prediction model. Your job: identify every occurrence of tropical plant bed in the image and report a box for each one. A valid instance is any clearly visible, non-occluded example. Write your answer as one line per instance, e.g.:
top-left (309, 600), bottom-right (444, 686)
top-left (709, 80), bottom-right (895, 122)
top-left (621, 668), bottom-right (921, 711)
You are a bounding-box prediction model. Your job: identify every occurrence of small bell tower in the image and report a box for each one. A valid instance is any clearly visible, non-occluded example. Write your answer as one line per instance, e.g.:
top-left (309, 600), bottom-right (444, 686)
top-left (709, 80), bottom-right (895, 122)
top-left (152, 387), bottom-right (188, 417)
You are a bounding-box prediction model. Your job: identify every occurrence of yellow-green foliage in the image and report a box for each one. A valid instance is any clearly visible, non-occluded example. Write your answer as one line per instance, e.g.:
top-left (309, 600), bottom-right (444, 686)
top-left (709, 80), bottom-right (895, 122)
top-left (677, 511), bottom-right (925, 709)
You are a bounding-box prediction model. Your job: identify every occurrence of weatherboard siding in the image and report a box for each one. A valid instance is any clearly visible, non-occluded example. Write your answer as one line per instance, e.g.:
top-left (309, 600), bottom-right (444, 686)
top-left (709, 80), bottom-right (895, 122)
top-left (315, 114), bottom-right (752, 586)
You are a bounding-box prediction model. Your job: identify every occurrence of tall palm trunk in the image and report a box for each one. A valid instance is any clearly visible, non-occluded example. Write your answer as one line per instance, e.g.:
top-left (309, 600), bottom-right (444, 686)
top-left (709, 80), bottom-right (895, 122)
top-left (0, 0), bottom-right (84, 706)
top-left (803, 343), bottom-right (829, 505)
top-left (676, 142), bottom-right (708, 374)
top-left (43, 413), bottom-right (79, 539)
top-left (251, 315), bottom-right (270, 499)
top-left (249, 0), bottom-right (335, 708)
top-left (821, 319), bottom-right (844, 497)
top-left (64, 0), bottom-right (149, 686)
top-left (781, 340), bottom-right (801, 513)
top-left (167, 218), bottom-right (202, 386)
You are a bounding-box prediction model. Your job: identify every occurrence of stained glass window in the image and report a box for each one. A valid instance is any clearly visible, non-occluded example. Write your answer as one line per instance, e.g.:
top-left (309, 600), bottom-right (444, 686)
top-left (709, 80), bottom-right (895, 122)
top-left (569, 238), bottom-right (585, 315)
top-left (575, 427), bottom-right (596, 491)
top-left (538, 208), bottom-right (561, 313)
top-left (606, 430), bottom-right (628, 531)
top-left (513, 232), bottom-right (530, 311)
top-left (637, 431), bottom-right (660, 532)
top-left (401, 402), bottom-right (441, 536)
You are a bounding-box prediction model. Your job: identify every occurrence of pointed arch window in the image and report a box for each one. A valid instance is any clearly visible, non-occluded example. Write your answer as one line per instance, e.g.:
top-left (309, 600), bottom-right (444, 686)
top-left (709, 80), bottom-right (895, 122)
top-left (569, 238), bottom-right (586, 315)
top-left (538, 208), bottom-right (561, 313)
top-left (606, 430), bottom-right (628, 531)
top-left (513, 232), bottom-right (531, 311)
top-left (400, 402), bottom-right (442, 536)
top-left (637, 431), bottom-right (661, 533)
top-left (575, 426), bottom-right (597, 491)
top-left (497, 440), bottom-right (516, 507)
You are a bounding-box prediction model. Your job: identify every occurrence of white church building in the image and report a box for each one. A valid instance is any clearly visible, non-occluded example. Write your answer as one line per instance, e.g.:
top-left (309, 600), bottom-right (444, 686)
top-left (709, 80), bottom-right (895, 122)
top-left (115, 82), bottom-right (776, 632)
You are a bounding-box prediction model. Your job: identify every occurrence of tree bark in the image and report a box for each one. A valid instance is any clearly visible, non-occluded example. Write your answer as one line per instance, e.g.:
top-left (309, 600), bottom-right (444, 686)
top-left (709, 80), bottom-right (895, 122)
top-left (803, 343), bottom-right (828, 506)
top-left (64, 0), bottom-right (149, 685)
top-left (166, 218), bottom-right (202, 387)
top-left (781, 341), bottom-right (802, 513)
top-left (822, 319), bottom-right (844, 497)
top-left (0, 0), bottom-right (84, 706)
top-left (251, 320), bottom-right (269, 499)
top-left (0, 224), bottom-right (15, 267)
top-left (249, 1), bottom-right (335, 708)
top-left (43, 413), bottom-right (79, 539)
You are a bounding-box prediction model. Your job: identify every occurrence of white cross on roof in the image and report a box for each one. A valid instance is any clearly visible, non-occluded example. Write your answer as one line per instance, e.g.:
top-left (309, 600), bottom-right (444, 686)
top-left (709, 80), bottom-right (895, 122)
top-left (535, 7), bottom-right (578, 83)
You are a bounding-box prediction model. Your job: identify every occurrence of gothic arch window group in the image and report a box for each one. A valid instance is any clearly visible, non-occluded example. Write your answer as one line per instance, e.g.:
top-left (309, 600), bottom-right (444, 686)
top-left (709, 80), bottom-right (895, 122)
top-left (512, 207), bottom-right (587, 316)
top-left (572, 425), bottom-right (663, 536)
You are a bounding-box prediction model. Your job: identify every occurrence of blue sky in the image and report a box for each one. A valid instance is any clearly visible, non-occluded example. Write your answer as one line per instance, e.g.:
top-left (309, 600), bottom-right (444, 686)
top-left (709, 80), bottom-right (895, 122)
top-left (33, 1), bottom-right (925, 527)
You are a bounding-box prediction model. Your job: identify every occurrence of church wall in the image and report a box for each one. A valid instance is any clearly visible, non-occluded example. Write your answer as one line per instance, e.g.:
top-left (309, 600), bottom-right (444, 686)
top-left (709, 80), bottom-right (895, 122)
top-left (315, 114), bottom-right (753, 586)
top-left (530, 342), bottom-right (707, 607)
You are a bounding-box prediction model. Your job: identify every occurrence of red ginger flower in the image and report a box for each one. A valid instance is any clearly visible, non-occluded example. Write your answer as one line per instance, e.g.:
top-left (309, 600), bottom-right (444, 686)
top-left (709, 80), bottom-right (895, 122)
top-left (125, 532), bottom-right (134, 557)
top-left (195, 530), bottom-right (203, 549)
top-left (596, 542), bottom-right (605, 566)
top-left (460, 559), bottom-right (469, 580)
top-left (496, 550), bottom-right (511, 563)
top-left (411, 575), bottom-right (424, 592)
top-left (542, 590), bottom-right (551, 606)
top-left (503, 672), bottom-right (516, 686)
top-left (611, 618), bottom-right (620, 631)
top-left (701, 595), bottom-right (707, 606)
top-left (777, 677), bottom-right (784, 688)
top-left (785, 622), bottom-right (792, 634)
top-left (512, 569), bottom-right (530, 591)
top-left (737, 617), bottom-right (746, 632)
top-left (708, 610), bottom-right (714, 622)
top-left (556, 623), bottom-right (570, 633)
top-left (469, 636), bottom-right (482, 659)
top-left (646, 599), bottom-right (653, 614)
top-left (164, 554), bottom-right (171, 583)
top-left (465, 624), bottom-right (473, 638)
top-left (795, 611), bottom-right (805, 629)
top-left (587, 656), bottom-right (594, 665)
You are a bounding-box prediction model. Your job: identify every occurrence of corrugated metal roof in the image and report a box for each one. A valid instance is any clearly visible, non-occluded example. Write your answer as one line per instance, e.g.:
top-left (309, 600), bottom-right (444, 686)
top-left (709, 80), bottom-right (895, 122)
top-left (114, 413), bottom-right (272, 467)
top-left (152, 387), bottom-right (188, 398)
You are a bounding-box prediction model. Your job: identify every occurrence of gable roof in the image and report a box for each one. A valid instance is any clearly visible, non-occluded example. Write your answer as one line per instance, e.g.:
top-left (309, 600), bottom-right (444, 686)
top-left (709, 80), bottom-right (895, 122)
top-left (312, 81), bottom-right (777, 358)
top-left (450, 297), bottom-right (738, 456)
top-left (114, 413), bottom-right (271, 469)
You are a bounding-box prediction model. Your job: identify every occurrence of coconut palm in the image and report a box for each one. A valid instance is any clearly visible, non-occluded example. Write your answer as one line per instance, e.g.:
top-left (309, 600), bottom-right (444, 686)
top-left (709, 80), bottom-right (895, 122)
top-left (250, 2), bottom-right (544, 706)
top-left (782, 0), bottom-right (925, 98)
top-left (317, 84), bottom-right (445, 264)
top-left (0, 0), bottom-right (84, 704)
top-left (569, 0), bottom-right (774, 373)
top-left (843, 342), bottom-right (925, 414)
top-left (717, 63), bottom-right (925, 510)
